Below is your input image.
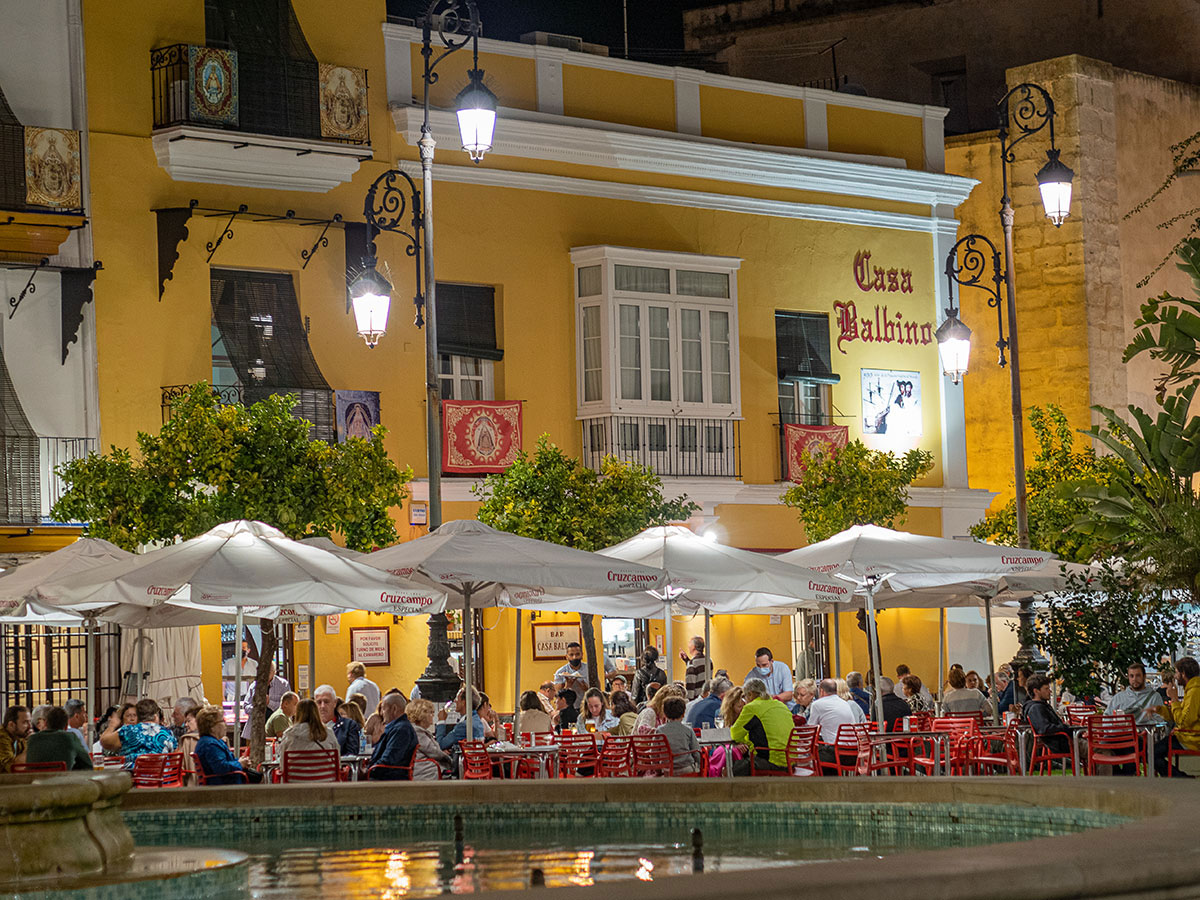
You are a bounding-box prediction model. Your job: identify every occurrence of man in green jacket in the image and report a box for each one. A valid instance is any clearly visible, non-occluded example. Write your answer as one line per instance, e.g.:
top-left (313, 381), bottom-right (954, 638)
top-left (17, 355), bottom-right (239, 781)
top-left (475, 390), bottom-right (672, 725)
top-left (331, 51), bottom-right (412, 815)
top-left (26, 706), bottom-right (93, 771)
top-left (731, 678), bottom-right (795, 775)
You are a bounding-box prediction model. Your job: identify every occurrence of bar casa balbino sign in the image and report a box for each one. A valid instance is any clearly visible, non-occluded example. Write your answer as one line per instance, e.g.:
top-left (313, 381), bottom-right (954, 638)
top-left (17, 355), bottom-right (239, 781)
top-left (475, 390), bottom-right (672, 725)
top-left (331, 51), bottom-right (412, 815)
top-left (833, 251), bottom-right (935, 352)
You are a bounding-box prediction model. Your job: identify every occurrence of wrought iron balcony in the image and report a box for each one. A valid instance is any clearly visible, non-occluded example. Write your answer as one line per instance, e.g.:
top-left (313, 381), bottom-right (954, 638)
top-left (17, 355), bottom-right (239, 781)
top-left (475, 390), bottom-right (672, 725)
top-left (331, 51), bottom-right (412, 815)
top-left (580, 414), bottom-right (741, 478)
top-left (39, 436), bottom-right (97, 523)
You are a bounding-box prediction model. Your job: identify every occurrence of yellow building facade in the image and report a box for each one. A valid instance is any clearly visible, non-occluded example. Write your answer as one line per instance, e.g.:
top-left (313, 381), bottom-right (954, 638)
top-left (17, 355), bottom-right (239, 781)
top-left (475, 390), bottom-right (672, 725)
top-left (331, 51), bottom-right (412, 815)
top-left (2, 0), bottom-right (1011, 710)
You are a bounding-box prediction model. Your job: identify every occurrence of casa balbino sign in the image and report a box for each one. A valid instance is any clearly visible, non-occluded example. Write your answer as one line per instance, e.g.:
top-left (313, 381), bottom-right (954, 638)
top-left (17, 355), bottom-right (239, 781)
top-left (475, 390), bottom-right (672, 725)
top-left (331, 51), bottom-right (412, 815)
top-left (834, 250), bottom-right (934, 353)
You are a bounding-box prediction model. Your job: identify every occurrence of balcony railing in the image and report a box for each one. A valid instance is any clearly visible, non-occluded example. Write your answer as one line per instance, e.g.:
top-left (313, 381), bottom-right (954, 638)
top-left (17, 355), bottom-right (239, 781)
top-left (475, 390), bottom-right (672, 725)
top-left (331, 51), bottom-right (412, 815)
top-left (161, 384), bottom-right (242, 424)
top-left (39, 436), bottom-right (96, 522)
top-left (150, 43), bottom-right (369, 145)
top-left (580, 414), bottom-right (741, 478)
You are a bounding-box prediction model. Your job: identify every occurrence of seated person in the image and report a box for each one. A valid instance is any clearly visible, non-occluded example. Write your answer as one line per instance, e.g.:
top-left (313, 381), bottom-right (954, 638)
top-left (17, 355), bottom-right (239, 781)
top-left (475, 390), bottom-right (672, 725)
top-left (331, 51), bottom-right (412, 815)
top-left (1023, 674), bottom-right (1077, 755)
top-left (435, 687), bottom-right (487, 749)
top-left (1155, 656), bottom-right (1200, 778)
top-left (314, 684), bottom-right (361, 756)
top-left (279, 698), bottom-right (340, 756)
top-left (408, 699), bottom-right (452, 780)
top-left (367, 693), bottom-right (417, 780)
top-left (730, 678), bottom-right (795, 775)
top-left (515, 690), bottom-right (553, 736)
top-left (99, 698), bottom-right (177, 767)
top-left (610, 691), bottom-right (639, 736)
top-left (877, 676), bottom-right (912, 731)
top-left (657, 696), bottom-right (701, 774)
top-left (555, 690), bottom-right (579, 733)
top-left (686, 677), bottom-right (732, 729)
top-left (193, 704), bottom-right (263, 784)
top-left (941, 668), bottom-right (991, 715)
top-left (576, 688), bottom-right (619, 734)
top-left (26, 706), bottom-right (92, 770)
top-left (266, 692), bottom-right (299, 738)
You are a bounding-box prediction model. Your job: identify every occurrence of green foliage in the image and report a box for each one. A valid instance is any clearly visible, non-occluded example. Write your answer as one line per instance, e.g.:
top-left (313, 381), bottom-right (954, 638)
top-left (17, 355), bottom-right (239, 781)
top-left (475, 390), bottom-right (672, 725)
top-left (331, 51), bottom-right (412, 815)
top-left (779, 440), bottom-right (933, 543)
top-left (51, 383), bottom-right (411, 551)
top-left (969, 405), bottom-right (1122, 562)
top-left (472, 434), bottom-right (698, 552)
top-left (1035, 562), bottom-right (1187, 699)
top-left (1125, 238), bottom-right (1200, 395)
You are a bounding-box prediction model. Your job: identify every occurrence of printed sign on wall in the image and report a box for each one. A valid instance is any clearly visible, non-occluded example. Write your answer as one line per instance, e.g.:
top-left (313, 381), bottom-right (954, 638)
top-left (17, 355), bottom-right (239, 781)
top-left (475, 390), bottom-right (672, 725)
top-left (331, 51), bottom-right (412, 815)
top-left (531, 622), bottom-right (581, 661)
top-left (350, 627), bottom-right (390, 666)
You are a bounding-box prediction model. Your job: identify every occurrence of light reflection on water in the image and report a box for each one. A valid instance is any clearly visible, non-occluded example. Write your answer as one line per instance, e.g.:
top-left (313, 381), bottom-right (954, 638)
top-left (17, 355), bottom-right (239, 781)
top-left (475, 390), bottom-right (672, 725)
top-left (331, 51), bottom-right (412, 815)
top-left (246, 841), bottom-right (877, 898)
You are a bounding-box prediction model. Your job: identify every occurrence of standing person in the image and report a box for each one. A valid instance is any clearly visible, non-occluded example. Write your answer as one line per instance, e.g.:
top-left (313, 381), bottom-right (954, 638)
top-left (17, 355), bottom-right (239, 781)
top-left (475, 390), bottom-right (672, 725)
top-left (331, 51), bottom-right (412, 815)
top-left (99, 698), bottom-right (177, 767)
top-left (744, 647), bottom-right (793, 704)
top-left (266, 692), bottom-right (300, 738)
top-left (0, 706), bottom-right (31, 772)
top-left (553, 643), bottom-right (590, 709)
top-left (346, 662), bottom-right (381, 717)
top-left (367, 693), bottom-right (417, 780)
top-left (63, 698), bottom-right (89, 748)
top-left (1155, 656), bottom-right (1200, 778)
top-left (313, 684), bottom-right (360, 756)
top-left (629, 648), bottom-right (668, 705)
top-left (26, 707), bottom-right (92, 771)
top-left (681, 636), bottom-right (708, 701)
top-left (657, 697), bottom-right (701, 774)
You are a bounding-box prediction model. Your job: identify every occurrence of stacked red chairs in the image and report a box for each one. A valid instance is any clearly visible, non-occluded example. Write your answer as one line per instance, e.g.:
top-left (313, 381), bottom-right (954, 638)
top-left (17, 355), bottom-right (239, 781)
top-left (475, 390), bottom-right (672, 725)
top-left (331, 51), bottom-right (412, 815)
top-left (131, 752), bottom-right (185, 788)
top-left (279, 749), bottom-right (341, 783)
top-left (631, 734), bottom-right (674, 777)
top-left (597, 735), bottom-right (632, 777)
top-left (1084, 714), bottom-right (1143, 776)
top-left (11, 761), bottom-right (67, 773)
top-left (190, 752), bottom-right (250, 785)
top-left (557, 733), bottom-right (599, 778)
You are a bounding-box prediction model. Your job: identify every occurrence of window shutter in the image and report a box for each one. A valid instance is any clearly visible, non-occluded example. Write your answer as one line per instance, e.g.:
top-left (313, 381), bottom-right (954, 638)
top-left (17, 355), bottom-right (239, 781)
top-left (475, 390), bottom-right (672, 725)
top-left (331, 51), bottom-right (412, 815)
top-left (435, 283), bottom-right (502, 361)
top-left (775, 312), bottom-right (839, 384)
top-left (0, 347), bottom-right (40, 523)
top-left (210, 268), bottom-right (334, 441)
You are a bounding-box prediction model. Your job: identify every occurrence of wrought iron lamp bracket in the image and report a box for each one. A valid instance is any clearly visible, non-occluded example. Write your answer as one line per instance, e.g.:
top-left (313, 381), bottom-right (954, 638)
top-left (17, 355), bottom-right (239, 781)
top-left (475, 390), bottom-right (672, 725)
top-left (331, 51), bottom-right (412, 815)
top-left (945, 232), bottom-right (1010, 367)
top-left (997, 82), bottom-right (1058, 167)
top-left (362, 168), bottom-right (425, 326)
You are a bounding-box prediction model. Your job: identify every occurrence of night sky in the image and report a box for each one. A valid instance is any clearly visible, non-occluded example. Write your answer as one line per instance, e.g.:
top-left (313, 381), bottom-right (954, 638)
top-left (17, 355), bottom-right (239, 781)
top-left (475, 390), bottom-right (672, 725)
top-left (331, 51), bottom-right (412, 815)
top-left (386, 1), bottom-right (719, 56)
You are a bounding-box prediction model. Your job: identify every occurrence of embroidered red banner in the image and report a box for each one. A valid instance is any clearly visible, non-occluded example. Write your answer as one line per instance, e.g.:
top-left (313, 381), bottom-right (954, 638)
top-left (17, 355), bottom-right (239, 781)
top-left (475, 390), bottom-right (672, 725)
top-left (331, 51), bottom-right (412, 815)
top-left (442, 401), bottom-right (523, 474)
top-left (784, 423), bottom-right (849, 481)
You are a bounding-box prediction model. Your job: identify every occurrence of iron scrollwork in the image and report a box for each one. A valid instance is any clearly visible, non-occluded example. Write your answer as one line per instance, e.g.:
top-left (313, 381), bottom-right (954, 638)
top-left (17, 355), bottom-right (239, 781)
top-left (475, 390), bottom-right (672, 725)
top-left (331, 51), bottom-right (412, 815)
top-left (420, 0), bottom-right (483, 106)
top-left (8, 258), bottom-right (50, 319)
top-left (362, 168), bottom-right (425, 326)
top-left (945, 233), bottom-right (1010, 367)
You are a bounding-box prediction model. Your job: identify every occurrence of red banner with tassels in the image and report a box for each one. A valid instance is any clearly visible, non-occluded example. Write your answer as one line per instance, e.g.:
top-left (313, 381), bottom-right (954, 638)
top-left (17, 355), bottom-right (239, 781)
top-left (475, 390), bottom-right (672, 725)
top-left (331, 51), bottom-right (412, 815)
top-left (783, 423), bottom-right (849, 481)
top-left (442, 400), bottom-right (523, 474)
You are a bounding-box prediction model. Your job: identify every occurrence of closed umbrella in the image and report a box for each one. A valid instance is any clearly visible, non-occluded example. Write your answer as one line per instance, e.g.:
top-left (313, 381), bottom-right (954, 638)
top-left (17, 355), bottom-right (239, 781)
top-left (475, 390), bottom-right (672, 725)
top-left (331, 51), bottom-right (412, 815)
top-left (778, 525), bottom-right (1055, 723)
top-left (361, 519), bottom-right (669, 740)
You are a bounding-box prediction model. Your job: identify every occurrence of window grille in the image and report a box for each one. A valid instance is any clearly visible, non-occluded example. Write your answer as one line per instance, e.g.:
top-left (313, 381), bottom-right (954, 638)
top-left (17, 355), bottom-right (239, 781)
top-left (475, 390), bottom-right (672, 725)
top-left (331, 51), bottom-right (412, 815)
top-left (0, 348), bottom-right (40, 523)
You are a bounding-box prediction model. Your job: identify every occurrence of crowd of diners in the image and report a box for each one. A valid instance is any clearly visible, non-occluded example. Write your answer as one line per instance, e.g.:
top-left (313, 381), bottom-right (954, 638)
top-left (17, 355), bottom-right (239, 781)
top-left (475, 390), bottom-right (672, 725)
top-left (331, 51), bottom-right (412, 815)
top-left (3, 641), bottom-right (1197, 781)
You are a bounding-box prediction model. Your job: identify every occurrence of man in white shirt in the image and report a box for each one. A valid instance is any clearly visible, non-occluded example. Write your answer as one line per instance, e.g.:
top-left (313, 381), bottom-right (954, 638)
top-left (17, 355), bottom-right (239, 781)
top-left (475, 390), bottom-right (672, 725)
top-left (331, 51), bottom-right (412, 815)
top-left (743, 647), bottom-right (793, 704)
top-left (806, 678), bottom-right (858, 765)
top-left (1106, 662), bottom-right (1165, 726)
top-left (346, 661), bottom-right (381, 715)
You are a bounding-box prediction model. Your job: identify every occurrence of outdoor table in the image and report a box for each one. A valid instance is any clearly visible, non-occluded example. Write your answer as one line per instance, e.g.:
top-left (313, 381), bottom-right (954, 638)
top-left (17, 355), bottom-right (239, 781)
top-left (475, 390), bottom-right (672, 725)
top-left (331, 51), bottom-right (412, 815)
top-left (697, 727), bottom-right (735, 778)
top-left (343, 753), bottom-right (372, 781)
top-left (1070, 724), bottom-right (1160, 778)
top-left (485, 743), bottom-right (559, 779)
top-left (870, 731), bottom-right (950, 776)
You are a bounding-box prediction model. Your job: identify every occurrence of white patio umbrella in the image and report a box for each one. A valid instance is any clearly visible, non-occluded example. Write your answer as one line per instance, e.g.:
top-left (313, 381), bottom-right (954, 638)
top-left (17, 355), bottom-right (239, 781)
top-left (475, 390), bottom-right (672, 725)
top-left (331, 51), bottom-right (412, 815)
top-left (361, 518), bottom-right (669, 739)
top-left (777, 524), bottom-right (1056, 723)
top-left (36, 520), bottom-right (446, 750)
top-left (0, 537), bottom-right (133, 614)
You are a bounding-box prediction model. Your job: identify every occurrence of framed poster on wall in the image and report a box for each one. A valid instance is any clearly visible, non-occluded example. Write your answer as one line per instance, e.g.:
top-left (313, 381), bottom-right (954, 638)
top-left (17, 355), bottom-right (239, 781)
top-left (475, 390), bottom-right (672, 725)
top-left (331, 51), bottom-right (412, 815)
top-left (349, 627), bottom-right (390, 666)
top-left (531, 622), bottom-right (581, 661)
top-left (861, 368), bottom-right (922, 438)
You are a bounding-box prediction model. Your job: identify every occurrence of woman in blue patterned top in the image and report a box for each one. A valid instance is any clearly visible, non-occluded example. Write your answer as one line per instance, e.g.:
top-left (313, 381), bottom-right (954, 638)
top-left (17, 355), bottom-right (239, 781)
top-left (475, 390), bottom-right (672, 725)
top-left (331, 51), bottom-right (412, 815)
top-left (194, 705), bottom-right (262, 784)
top-left (98, 698), bottom-right (177, 767)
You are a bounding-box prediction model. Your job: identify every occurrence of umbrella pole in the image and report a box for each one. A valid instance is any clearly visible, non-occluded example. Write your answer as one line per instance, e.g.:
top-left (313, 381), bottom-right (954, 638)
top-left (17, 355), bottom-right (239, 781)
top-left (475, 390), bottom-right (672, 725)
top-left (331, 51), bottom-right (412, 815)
top-left (832, 611), bottom-right (841, 677)
top-left (85, 616), bottom-right (96, 747)
top-left (984, 597), bottom-right (999, 725)
top-left (938, 608), bottom-right (946, 707)
top-left (703, 609), bottom-right (712, 683)
top-left (136, 629), bottom-right (145, 698)
top-left (464, 588), bottom-right (474, 742)
top-left (234, 606), bottom-right (243, 755)
top-left (866, 582), bottom-right (885, 726)
top-left (513, 609), bottom-right (522, 738)
top-left (664, 599), bottom-right (673, 684)
top-left (307, 615), bottom-right (316, 698)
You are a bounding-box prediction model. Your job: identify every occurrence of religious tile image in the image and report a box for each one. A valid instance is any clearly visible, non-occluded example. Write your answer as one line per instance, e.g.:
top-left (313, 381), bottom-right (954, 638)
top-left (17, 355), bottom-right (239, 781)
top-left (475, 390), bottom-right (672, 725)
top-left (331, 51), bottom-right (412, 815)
top-left (188, 45), bottom-right (238, 126)
top-left (23, 126), bottom-right (81, 209)
top-left (319, 63), bottom-right (369, 142)
top-left (861, 368), bottom-right (922, 437)
top-left (336, 389), bottom-right (381, 442)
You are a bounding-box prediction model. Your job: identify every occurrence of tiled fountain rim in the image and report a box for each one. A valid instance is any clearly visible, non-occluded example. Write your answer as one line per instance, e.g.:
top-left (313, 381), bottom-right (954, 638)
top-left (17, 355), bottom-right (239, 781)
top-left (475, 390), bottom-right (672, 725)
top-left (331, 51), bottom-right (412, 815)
top-left (121, 778), bottom-right (1197, 900)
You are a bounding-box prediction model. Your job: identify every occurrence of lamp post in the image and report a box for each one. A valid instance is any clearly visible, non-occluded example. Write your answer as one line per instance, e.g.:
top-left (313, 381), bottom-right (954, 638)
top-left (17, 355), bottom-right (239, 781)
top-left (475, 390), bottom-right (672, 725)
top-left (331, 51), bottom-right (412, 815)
top-left (348, 0), bottom-right (497, 701)
top-left (938, 82), bottom-right (1074, 669)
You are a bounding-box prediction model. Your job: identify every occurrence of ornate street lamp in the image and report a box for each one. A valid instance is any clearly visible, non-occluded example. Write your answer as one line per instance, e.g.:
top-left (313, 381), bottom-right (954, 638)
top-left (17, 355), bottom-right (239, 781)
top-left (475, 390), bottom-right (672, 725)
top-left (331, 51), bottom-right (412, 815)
top-left (347, 0), bottom-right (497, 701)
top-left (938, 83), bottom-right (1075, 670)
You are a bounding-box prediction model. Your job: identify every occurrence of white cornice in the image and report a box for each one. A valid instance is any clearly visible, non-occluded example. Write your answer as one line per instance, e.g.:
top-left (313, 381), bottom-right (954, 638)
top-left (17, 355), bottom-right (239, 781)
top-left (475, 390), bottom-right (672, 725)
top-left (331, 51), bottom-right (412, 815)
top-left (381, 22), bottom-right (948, 121)
top-left (407, 162), bottom-right (947, 234)
top-left (391, 106), bottom-right (976, 210)
top-left (151, 126), bottom-right (372, 192)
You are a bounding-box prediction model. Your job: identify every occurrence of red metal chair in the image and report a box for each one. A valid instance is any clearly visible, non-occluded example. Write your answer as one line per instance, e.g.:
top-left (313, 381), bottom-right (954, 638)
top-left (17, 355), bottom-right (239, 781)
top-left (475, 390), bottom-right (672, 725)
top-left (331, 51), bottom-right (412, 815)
top-left (1065, 705), bottom-right (1099, 728)
top-left (92, 754), bottom-right (125, 769)
top-left (557, 733), bottom-right (599, 778)
top-left (1028, 733), bottom-right (1077, 775)
top-left (753, 725), bottom-right (821, 777)
top-left (946, 710), bottom-right (987, 726)
top-left (854, 728), bottom-right (914, 776)
top-left (190, 752), bottom-right (250, 785)
top-left (1168, 744), bottom-right (1200, 775)
top-left (821, 723), bottom-right (873, 776)
top-left (597, 735), bottom-right (632, 777)
top-left (969, 725), bottom-right (1021, 775)
top-left (279, 749), bottom-right (341, 783)
top-left (131, 752), bottom-right (185, 788)
top-left (912, 718), bottom-right (978, 775)
top-left (365, 760), bottom-right (415, 781)
top-left (460, 741), bottom-right (494, 780)
top-left (11, 761), bottom-right (68, 773)
top-left (1085, 715), bottom-right (1143, 776)
top-left (630, 734), bottom-right (674, 777)
top-left (520, 732), bottom-right (557, 746)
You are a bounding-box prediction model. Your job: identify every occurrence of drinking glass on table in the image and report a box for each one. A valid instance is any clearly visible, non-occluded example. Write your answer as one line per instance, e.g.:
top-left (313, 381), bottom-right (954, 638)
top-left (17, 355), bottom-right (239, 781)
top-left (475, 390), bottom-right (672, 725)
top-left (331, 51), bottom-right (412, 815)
top-left (585, 721), bottom-right (596, 734)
